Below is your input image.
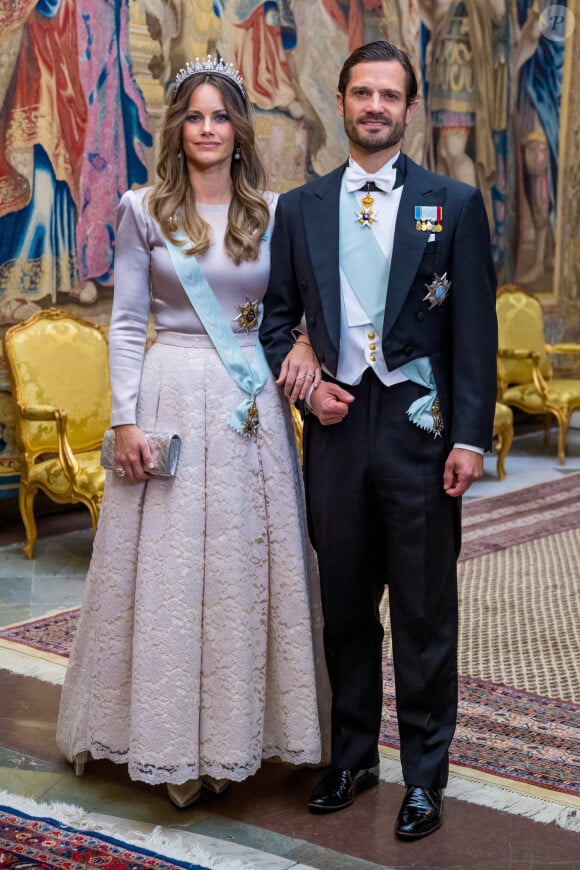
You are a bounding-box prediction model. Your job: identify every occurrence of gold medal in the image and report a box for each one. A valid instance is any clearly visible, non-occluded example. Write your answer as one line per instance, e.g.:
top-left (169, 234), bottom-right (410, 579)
top-left (355, 184), bottom-right (378, 227)
top-left (415, 205), bottom-right (443, 231)
top-left (234, 297), bottom-right (260, 332)
top-left (242, 397), bottom-right (259, 437)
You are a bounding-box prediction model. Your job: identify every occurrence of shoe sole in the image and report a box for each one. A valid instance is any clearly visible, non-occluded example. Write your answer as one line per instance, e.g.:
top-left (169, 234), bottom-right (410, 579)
top-left (395, 818), bottom-right (442, 840)
top-left (308, 771), bottom-right (379, 813)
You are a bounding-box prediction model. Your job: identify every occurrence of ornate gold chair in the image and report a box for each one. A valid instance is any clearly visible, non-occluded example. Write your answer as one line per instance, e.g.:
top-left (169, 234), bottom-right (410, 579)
top-left (3, 309), bottom-right (111, 558)
top-left (496, 284), bottom-right (580, 465)
top-left (493, 401), bottom-right (513, 480)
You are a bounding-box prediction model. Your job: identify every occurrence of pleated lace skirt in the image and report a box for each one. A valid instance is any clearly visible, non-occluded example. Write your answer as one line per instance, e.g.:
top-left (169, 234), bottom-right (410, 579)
top-left (57, 333), bottom-right (328, 784)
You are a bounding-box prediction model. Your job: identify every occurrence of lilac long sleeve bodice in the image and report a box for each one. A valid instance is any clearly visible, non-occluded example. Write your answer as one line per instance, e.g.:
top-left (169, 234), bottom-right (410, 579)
top-left (108, 187), bottom-right (276, 425)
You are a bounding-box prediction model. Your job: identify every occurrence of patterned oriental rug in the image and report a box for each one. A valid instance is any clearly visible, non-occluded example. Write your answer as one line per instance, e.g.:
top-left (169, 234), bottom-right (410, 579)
top-left (0, 791), bottom-right (261, 869)
top-left (378, 474), bottom-right (580, 833)
top-left (459, 471), bottom-right (580, 562)
top-left (0, 608), bottom-right (78, 663)
top-left (0, 475), bottom-right (579, 832)
top-left (0, 793), bottom-right (208, 870)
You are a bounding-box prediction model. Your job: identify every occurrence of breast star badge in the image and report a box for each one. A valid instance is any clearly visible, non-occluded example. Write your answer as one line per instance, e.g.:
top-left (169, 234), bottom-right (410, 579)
top-left (234, 297), bottom-right (260, 332)
top-left (423, 272), bottom-right (451, 309)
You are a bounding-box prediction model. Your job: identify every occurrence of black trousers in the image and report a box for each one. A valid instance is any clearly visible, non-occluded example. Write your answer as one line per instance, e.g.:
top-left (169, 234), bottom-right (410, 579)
top-left (303, 372), bottom-right (460, 788)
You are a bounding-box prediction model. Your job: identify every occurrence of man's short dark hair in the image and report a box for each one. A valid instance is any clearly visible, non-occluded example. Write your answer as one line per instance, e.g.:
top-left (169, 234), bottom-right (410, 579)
top-left (338, 40), bottom-right (418, 106)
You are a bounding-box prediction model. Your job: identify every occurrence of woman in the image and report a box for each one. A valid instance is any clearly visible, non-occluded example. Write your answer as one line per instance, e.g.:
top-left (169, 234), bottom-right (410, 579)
top-left (56, 56), bottom-right (326, 809)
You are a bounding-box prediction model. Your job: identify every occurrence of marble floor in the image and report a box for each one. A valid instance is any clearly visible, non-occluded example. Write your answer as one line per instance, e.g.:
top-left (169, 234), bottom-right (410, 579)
top-left (1, 426), bottom-right (579, 869)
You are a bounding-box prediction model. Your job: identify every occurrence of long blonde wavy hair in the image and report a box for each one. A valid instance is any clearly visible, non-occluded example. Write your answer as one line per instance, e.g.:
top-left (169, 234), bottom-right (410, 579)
top-left (147, 72), bottom-right (270, 264)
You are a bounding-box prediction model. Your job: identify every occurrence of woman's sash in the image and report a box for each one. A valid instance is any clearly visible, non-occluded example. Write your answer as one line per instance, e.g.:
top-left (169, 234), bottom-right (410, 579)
top-left (165, 234), bottom-right (270, 437)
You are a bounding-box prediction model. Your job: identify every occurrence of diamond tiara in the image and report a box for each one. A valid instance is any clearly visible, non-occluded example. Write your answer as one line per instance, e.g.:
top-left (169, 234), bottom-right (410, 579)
top-left (174, 55), bottom-right (247, 102)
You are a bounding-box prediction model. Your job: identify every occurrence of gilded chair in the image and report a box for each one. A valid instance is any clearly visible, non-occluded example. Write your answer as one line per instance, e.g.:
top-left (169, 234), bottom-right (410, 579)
top-left (493, 401), bottom-right (513, 480)
top-left (496, 285), bottom-right (580, 464)
top-left (3, 309), bottom-right (111, 558)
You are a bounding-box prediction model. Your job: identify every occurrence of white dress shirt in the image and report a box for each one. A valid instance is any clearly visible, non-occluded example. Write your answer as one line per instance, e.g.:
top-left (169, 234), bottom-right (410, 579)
top-left (336, 152), bottom-right (406, 388)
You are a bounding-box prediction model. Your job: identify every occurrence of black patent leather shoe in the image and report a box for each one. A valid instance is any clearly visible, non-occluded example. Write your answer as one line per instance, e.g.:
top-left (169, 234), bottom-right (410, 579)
top-left (308, 765), bottom-right (380, 813)
top-left (395, 785), bottom-right (443, 839)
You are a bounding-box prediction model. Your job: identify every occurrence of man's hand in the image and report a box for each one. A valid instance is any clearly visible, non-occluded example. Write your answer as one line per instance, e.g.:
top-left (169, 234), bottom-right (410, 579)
top-left (310, 382), bottom-right (355, 425)
top-left (443, 447), bottom-right (483, 497)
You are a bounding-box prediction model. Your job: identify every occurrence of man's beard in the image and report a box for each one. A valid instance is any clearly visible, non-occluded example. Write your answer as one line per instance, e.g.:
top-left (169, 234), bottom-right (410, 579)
top-left (344, 114), bottom-right (405, 153)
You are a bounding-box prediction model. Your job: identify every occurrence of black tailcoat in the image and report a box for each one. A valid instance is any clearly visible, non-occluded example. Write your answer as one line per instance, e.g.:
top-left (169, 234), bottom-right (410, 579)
top-left (260, 154), bottom-right (497, 786)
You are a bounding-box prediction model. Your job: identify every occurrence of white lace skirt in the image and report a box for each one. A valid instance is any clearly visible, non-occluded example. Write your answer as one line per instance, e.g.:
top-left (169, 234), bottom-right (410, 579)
top-left (57, 333), bottom-right (328, 785)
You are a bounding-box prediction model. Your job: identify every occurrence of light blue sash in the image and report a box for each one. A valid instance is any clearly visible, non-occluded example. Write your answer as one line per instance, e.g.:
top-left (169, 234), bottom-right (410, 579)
top-left (339, 186), bottom-right (389, 334)
top-left (400, 357), bottom-right (442, 436)
top-left (165, 234), bottom-right (270, 436)
top-left (339, 186), bottom-right (442, 436)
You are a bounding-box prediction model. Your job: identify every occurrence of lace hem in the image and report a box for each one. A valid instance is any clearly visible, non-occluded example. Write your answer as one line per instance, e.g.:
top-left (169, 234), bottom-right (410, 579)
top-left (69, 743), bottom-right (322, 785)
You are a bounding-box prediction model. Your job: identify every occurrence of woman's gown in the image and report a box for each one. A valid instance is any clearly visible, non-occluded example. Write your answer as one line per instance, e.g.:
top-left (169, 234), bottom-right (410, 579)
top-left (56, 188), bottom-right (328, 785)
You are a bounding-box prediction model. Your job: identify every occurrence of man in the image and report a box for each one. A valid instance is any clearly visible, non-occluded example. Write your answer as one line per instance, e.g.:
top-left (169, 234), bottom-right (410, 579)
top-left (259, 40), bottom-right (497, 840)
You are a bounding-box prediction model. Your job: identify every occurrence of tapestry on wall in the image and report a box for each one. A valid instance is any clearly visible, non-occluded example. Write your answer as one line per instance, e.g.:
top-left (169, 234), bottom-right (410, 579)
top-left (0, 0), bottom-right (573, 327)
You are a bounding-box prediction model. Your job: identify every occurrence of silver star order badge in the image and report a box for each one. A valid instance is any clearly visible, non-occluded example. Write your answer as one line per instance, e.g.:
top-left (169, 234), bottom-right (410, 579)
top-left (234, 297), bottom-right (260, 332)
top-left (431, 397), bottom-right (444, 438)
top-left (423, 272), bottom-right (451, 309)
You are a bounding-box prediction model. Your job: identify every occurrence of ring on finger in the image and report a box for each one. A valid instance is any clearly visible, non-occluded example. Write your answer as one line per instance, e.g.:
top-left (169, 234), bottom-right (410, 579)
top-left (296, 373), bottom-right (307, 381)
top-left (115, 466), bottom-right (126, 477)
top-left (305, 371), bottom-right (315, 378)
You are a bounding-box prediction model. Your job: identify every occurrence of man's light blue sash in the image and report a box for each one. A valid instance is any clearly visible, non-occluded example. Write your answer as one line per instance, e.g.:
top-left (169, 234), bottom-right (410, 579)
top-left (165, 235), bottom-right (270, 436)
top-left (339, 186), bottom-right (389, 333)
top-left (400, 357), bottom-right (442, 436)
top-left (338, 186), bottom-right (442, 436)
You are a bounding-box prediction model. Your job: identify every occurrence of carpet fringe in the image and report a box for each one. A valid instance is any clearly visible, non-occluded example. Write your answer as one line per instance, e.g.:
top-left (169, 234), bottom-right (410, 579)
top-left (378, 757), bottom-right (580, 834)
top-left (0, 790), bottom-right (306, 869)
top-left (0, 647), bottom-right (65, 685)
top-left (445, 777), bottom-right (580, 833)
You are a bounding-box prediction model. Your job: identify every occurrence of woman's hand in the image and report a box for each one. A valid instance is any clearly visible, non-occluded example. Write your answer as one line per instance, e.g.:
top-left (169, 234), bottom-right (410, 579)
top-left (112, 424), bottom-right (156, 483)
top-left (276, 340), bottom-right (322, 404)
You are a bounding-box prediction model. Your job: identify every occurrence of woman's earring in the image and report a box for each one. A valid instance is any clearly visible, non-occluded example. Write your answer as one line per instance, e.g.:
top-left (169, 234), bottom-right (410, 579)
top-left (234, 146), bottom-right (241, 161)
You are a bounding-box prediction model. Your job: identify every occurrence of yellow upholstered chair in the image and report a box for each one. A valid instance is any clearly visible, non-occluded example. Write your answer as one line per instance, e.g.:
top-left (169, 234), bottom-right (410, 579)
top-left (3, 309), bottom-right (111, 558)
top-left (496, 284), bottom-right (580, 464)
top-left (493, 401), bottom-right (513, 480)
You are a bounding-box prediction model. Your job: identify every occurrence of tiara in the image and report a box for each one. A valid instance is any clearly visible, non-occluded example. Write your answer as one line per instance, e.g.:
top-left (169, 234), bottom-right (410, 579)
top-left (174, 56), bottom-right (247, 101)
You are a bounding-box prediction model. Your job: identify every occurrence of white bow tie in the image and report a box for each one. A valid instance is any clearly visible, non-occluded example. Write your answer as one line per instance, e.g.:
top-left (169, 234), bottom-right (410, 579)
top-left (344, 164), bottom-right (397, 193)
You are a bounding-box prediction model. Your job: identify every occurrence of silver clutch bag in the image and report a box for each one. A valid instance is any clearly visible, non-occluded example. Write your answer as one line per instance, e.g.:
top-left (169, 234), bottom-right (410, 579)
top-left (100, 429), bottom-right (181, 478)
